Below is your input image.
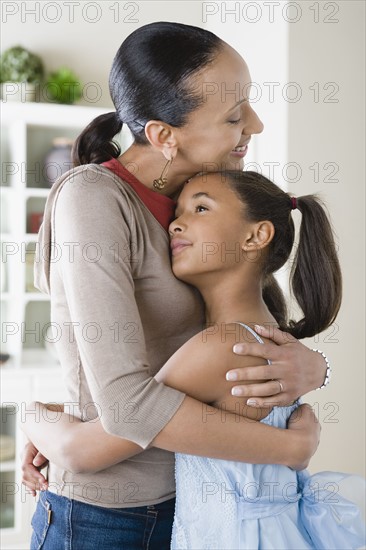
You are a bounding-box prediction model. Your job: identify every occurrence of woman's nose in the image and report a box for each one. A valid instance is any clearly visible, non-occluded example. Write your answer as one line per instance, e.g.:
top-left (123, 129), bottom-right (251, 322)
top-left (243, 104), bottom-right (264, 135)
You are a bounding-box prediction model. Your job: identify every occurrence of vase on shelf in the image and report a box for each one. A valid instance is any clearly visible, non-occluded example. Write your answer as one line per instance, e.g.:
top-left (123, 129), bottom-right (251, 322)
top-left (42, 137), bottom-right (74, 187)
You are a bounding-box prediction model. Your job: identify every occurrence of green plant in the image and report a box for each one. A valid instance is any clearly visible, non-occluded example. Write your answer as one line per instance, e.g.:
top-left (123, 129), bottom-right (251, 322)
top-left (0, 46), bottom-right (44, 83)
top-left (45, 67), bottom-right (82, 105)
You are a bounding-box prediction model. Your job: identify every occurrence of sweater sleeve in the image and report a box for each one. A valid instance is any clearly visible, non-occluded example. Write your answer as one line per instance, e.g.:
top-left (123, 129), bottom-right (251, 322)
top-left (52, 169), bottom-right (186, 449)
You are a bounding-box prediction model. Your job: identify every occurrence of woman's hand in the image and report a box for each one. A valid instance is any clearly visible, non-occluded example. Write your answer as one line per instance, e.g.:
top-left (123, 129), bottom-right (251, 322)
top-left (226, 325), bottom-right (327, 407)
top-left (21, 441), bottom-right (49, 496)
top-left (286, 403), bottom-right (321, 470)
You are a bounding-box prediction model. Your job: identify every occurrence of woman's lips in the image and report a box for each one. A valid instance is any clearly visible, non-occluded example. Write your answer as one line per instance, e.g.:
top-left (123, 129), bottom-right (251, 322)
top-left (230, 144), bottom-right (249, 158)
top-left (170, 239), bottom-right (192, 256)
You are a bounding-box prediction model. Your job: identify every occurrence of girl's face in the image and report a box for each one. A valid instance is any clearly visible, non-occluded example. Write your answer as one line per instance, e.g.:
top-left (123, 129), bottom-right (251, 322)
top-left (169, 174), bottom-right (251, 284)
top-left (175, 44), bottom-right (264, 173)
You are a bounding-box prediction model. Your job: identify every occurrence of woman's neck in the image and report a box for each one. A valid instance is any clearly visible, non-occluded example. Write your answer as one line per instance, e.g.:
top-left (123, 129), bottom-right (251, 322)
top-left (118, 144), bottom-right (195, 197)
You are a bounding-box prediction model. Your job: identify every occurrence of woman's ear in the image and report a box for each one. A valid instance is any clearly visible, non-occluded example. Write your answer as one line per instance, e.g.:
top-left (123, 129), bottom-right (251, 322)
top-left (242, 221), bottom-right (275, 252)
top-left (144, 120), bottom-right (178, 160)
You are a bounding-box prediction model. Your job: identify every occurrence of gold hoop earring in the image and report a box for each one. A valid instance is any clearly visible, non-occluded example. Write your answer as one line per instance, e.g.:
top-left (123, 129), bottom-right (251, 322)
top-left (153, 158), bottom-right (172, 190)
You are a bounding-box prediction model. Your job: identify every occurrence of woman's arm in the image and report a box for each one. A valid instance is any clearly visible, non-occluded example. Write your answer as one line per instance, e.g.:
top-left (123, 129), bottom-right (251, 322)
top-left (22, 398), bottom-right (318, 484)
top-left (20, 402), bottom-right (144, 474)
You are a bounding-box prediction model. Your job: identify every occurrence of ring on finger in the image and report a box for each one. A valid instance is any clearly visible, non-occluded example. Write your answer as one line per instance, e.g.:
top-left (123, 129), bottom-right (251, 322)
top-left (276, 380), bottom-right (284, 394)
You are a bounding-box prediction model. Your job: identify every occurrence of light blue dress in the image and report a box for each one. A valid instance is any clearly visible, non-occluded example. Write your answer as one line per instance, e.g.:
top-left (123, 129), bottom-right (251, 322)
top-left (171, 324), bottom-right (366, 549)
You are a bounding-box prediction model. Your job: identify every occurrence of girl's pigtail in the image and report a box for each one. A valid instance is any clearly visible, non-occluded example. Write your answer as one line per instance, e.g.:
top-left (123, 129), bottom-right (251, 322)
top-left (288, 195), bottom-right (342, 339)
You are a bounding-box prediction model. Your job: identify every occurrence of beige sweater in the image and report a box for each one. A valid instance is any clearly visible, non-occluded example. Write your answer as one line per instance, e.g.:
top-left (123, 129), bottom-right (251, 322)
top-left (35, 164), bottom-right (205, 507)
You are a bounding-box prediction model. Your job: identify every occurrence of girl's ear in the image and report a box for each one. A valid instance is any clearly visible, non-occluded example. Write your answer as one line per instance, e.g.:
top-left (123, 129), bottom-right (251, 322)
top-left (242, 221), bottom-right (275, 252)
top-left (144, 120), bottom-right (178, 160)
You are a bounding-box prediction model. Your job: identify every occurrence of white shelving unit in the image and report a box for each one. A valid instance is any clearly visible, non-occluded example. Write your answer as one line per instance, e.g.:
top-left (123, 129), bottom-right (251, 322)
top-left (0, 100), bottom-right (132, 548)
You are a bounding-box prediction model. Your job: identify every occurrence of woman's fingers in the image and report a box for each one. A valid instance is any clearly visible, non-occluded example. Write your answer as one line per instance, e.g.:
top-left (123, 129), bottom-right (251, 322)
top-left (22, 469), bottom-right (48, 496)
top-left (230, 380), bottom-right (293, 407)
top-left (227, 364), bottom-right (276, 382)
top-left (287, 404), bottom-right (321, 470)
top-left (232, 341), bottom-right (277, 360)
top-left (33, 451), bottom-right (48, 469)
top-left (254, 324), bottom-right (298, 345)
top-left (21, 442), bottom-right (48, 496)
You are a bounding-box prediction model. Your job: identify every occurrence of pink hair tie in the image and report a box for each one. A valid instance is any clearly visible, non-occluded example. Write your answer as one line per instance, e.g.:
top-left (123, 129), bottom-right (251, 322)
top-left (291, 197), bottom-right (297, 210)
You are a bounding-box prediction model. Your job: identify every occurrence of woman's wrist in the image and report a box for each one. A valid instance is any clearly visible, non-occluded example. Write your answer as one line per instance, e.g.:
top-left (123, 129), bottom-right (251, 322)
top-left (312, 349), bottom-right (332, 390)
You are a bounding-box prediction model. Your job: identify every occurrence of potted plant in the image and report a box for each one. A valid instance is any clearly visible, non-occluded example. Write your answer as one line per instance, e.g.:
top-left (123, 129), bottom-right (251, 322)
top-left (44, 67), bottom-right (82, 105)
top-left (0, 45), bottom-right (44, 102)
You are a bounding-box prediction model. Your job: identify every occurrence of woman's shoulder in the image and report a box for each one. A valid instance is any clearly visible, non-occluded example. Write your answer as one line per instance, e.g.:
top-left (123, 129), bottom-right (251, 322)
top-left (57, 163), bottom-right (131, 193)
top-left (51, 163), bottom-right (136, 213)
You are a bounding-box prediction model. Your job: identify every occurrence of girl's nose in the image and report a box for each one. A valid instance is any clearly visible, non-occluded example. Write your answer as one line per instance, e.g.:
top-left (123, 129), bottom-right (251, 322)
top-left (168, 219), bottom-right (183, 236)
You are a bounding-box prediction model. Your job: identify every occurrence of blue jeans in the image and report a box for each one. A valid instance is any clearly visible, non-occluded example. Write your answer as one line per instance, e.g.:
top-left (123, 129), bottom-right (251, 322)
top-left (31, 490), bottom-right (175, 549)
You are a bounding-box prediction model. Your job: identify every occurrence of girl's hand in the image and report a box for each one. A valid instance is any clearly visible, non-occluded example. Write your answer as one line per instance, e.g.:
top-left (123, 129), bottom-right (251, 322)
top-left (287, 403), bottom-right (321, 470)
top-left (226, 325), bottom-right (327, 407)
top-left (21, 441), bottom-right (49, 496)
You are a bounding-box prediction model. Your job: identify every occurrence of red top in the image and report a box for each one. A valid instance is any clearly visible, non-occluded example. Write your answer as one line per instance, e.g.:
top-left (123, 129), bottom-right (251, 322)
top-left (102, 158), bottom-right (176, 231)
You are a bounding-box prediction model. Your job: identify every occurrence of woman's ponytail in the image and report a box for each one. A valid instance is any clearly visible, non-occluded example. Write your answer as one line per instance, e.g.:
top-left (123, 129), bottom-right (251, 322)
top-left (288, 195), bottom-right (342, 339)
top-left (72, 112), bottom-right (122, 166)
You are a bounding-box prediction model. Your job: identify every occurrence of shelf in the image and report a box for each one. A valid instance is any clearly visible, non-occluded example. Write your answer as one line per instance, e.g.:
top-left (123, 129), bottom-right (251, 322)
top-left (24, 188), bottom-right (49, 198)
top-left (24, 293), bottom-right (49, 302)
top-left (0, 188), bottom-right (13, 195)
top-left (1, 101), bottom-right (112, 128)
top-left (24, 233), bottom-right (39, 241)
top-left (0, 460), bottom-right (15, 473)
top-left (21, 348), bottom-right (60, 369)
top-left (0, 101), bottom-right (131, 546)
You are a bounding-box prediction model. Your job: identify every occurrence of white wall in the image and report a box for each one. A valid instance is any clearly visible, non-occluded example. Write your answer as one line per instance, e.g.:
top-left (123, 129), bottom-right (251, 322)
top-left (2, 1), bottom-right (365, 476)
top-left (204, 0), bottom-right (365, 478)
top-left (287, 0), bottom-right (365, 476)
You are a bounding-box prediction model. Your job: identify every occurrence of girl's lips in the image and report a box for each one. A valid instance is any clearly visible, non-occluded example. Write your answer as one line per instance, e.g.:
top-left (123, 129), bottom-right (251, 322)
top-left (171, 240), bottom-right (192, 256)
top-left (230, 144), bottom-right (248, 158)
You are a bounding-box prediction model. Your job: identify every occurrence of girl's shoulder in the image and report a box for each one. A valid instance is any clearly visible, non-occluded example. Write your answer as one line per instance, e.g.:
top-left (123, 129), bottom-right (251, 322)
top-left (155, 322), bottom-right (268, 405)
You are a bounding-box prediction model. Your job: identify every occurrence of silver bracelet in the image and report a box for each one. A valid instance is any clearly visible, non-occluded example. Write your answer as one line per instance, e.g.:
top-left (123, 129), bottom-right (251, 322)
top-left (312, 349), bottom-right (332, 390)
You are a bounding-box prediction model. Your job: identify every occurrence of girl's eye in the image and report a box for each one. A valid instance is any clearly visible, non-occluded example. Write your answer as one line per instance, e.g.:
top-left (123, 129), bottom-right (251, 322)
top-left (195, 205), bottom-right (208, 213)
top-left (228, 118), bottom-right (242, 125)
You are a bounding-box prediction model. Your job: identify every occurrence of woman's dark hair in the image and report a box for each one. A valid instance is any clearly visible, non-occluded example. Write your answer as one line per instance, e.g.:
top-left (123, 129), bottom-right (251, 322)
top-left (73, 22), bottom-right (223, 166)
top-left (222, 170), bottom-right (342, 339)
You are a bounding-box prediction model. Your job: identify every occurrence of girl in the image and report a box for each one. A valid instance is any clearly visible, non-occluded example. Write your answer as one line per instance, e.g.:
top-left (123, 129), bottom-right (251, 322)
top-left (22, 22), bottom-right (328, 549)
top-left (160, 170), bottom-right (364, 549)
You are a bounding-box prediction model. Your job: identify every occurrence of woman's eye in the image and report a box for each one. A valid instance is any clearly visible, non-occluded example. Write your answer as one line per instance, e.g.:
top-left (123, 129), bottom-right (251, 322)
top-left (195, 205), bottom-right (208, 213)
top-left (228, 118), bottom-right (242, 125)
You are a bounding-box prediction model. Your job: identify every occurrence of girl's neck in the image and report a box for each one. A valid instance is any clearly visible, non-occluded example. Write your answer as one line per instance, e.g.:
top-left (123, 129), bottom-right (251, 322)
top-left (198, 273), bottom-right (277, 327)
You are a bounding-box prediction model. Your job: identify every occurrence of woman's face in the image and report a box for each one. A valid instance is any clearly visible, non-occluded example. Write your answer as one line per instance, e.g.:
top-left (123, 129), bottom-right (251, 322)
top-left (169, 173), bottom-right (251, 284)
top-left (175, 44), bottom-right (264, 173)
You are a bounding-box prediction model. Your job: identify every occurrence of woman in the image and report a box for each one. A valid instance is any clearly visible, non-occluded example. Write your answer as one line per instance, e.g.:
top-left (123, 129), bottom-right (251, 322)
top-left (23, 22), bottom-right (327, 549)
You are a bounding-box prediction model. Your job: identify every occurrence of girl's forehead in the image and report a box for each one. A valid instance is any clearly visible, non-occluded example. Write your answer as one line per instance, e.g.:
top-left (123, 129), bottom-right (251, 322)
top-left (181, 173), bottom-right (220, 193)
top-left (177, 173), bottom-right (233, 205)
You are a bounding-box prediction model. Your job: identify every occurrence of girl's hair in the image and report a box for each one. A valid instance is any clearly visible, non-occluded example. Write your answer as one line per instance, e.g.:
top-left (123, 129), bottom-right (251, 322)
top-left (222, 170), bottom-right (342, 339)
top-left (73, 22), bottom-right (223, 166)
